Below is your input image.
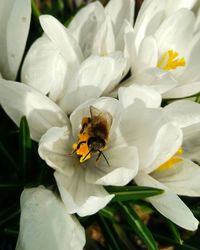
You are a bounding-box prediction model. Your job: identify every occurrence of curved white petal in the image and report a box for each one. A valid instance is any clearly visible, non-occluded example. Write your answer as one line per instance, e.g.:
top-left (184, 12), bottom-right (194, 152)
top-left (16, 186), bottom-right (85, 250)
top-left (137, 36), bottom-right (158, 71)
top-left (112, 102), bottom-right (167, 170)
top-left (152, 159), bottom-right (200, 197)
top-left (135, 173), bottom-right (198, 231)
top-left (39, 15), bottom-right (83, 66)
top-left (162, 82), bottom-right (200, 99)
top-left (155, 9), bottom-right (195, 56)
top-left (134, 0), bottom-right (166, 50)
top-left (118, 85), bottom-right (161, 108)
top-left (58, 52), bottom-right (127, 114)
top-left (147, 123), bottom-right (183, 173)
top-left (70, 97), bottom-right (122, 139)
top-left (68, 2), bottom-right (105, 57)
top-left (105, 0), bottom-right (135, 35)
top-left (39, 126), bottom-right (75, 177)
top-left (115, 20), bottom-right (133, 52)
top-left (0, 0), bottom-right (31, 80)
top-left (165, 0), bottom-right (197, 16)
top-left (54, 170), bottom-right (114, 216)
top-left (21, 35), bottom-right (67, 102)
top-left (182, 123), bottom-right (200, 163)
top-left (0, 80), bottom-right (69, 141)
top-left (92, 16), bottom-right (115, 55)
top-left (86, 146), bottom-right (138, 186)
top-left (163, 100), bottom-right (200, 128)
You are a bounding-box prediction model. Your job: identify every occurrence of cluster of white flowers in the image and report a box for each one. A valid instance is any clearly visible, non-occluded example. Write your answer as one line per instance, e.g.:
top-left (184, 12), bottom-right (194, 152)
top-left (1, 0), bottom-right (200, 249)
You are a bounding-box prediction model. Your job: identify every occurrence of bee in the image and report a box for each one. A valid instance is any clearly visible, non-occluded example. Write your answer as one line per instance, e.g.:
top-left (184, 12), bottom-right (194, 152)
top-left (72, 106), bottom-right (112, 165)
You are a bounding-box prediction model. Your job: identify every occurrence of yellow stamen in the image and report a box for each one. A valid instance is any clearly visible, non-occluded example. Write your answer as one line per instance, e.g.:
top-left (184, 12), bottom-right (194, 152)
top-left (157, 50), bottom-right (186, 70)
top-left (156, 147), bottom-right (183, 172)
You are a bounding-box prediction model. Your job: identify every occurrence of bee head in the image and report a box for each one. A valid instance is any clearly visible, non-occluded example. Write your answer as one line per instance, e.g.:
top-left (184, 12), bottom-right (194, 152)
top-left (88, 136), bottom-right (106, 152)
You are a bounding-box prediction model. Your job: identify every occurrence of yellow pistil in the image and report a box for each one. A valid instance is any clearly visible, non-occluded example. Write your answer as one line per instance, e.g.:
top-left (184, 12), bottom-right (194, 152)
top-left (156, 147), bottom-right (183, 172)
top-left (157, 50), bottom-right (186, 70)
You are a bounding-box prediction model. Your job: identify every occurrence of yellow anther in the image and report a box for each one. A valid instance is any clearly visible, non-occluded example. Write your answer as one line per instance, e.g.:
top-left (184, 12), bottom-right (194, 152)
top-left (156, 147), bottom-right (183, 172)
top-left (157, 50), bottom-right (186, 70)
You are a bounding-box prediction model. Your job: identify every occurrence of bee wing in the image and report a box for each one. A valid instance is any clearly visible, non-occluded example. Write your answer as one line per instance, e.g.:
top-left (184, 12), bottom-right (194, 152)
top-left (90, 106), bottom-right (113, 130)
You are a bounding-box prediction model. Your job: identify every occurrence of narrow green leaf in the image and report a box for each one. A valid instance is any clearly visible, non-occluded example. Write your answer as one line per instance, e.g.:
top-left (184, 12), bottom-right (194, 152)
top-left (19, 116), bottom-right (32, 182)
top-left (0, 228), bottom-right (18, 236)
top-left (106, 186), bottom-right (163, 202)
top-left (99, 207), bottom-right (117, 222)
top-left (153, 233), bottom-right (199, 250)
top-left (31, 0), bottom-right (41, 19)
top-left (119, 202), bottom-right (158, 250)
top-left (98, 214), bottom-right (124, 250)
top-left (165, 218), bottom-right (183, 245)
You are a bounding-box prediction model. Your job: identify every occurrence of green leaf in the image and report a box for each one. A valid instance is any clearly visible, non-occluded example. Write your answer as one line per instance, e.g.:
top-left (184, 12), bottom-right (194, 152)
top-left (119, 202), bottom-right (158, 250)
top-left (153, 233), bottom-right (199, 250)
top-left (99, 207), bottom-right (117, 222)
top-left (165, 218), bottom-right (183, 245)
top-left (0, 204), bottom-right (20, 226)
top-left (106, 186), bottom-right (163, 202)
top-left (19, 116), bottom-right (32, 182)
top-left (98, 214), bottom-right (124, 250)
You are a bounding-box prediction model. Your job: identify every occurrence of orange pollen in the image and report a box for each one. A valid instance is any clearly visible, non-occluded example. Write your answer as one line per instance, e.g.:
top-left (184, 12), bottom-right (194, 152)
top-left (72, 117), bottom-right (91, 163)
top-left (157, 50), bottom-right (186, 70)
top-left (156, 147), bottom-right (183, 172)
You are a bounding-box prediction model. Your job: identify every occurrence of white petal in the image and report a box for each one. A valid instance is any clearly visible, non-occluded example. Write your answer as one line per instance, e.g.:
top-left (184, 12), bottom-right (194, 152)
top-left (0, 80), bottom-right (69, 141)
top-left (147, 123), bottom-right (183, 173)
top-left (105, 0), bottom-right (135, 35)
top-left (134, 0), bottom-right (165, 50)
top-left (58, 52), bottom-right (127, 114)
top-left (92, 16), bottom-right (115, 55)
top-left (152, 159), bottom-right (200, 197)
top-left (39, 15), bottom-right (83, 66)
top-left (162, 82), bottom-right (200, 99)
top-left (182, 123), bottom-right (200, 163)
top-left (68, 2), bottom-right (105, 57)
top-left (124, 30), bottom-right (137, 71)
top-left (16, 186), bottom-right (85, 250)
top-left (135, 173), bottom-right (198, 231)
top-left (39, 127), bottom-right (75, 176)
top-left (86, 146), bottom-right (138, 186)
top-left (112, 102), bottom-right (167, 170)
top-left (137, 36), bottom-right (158, 71)
top-left (118, 84), bottom-right (161, 109)
top-left (163, 100), bottom-right (200, 128)
top-left (155, 9), bottom-right (195, 56)
top-left (0, 0), bottom-right (31, 80)
top-left (115, 20), bottom-right (133, 52)
top-left (70, 97), bottom-right (122, 139)
top-left (165, 0), bottom-right (197, 16)
top-left (54, 170), bottom-right (114, 216)
top-left (21, 35), bottom-right (67, 102)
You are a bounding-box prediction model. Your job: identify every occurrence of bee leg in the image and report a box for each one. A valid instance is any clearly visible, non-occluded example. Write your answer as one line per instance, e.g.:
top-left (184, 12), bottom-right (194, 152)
top-left (96, 150), bottom-right (110, 167)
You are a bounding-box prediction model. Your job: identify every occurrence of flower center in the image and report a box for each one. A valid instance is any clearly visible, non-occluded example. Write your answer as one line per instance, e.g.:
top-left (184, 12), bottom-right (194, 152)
top-left (156, 147), bottom-right (183, 172)
top-left (157, 50), bottom-right (186, 70)
top-left (72, 106), bottom-right (112, 164)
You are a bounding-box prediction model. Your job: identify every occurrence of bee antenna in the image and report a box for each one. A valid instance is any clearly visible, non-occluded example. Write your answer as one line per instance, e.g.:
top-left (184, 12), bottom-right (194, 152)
top-left (97, 150), bottom-right (110, 167)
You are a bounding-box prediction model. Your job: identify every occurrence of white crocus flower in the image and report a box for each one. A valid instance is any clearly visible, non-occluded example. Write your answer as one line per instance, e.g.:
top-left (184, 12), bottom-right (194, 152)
top-left (0, 80), bottom-right (139, 216)
top-left (16, 186), bottom-right (86, 250)
top-left (118, 1), bottom-right (200, 99)
top-left (0, 0), bottom-right (31, 80)
top-left (119, 87), bottom-right (200, 231)
top-left (21, 15), bottom-right (127, 113)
